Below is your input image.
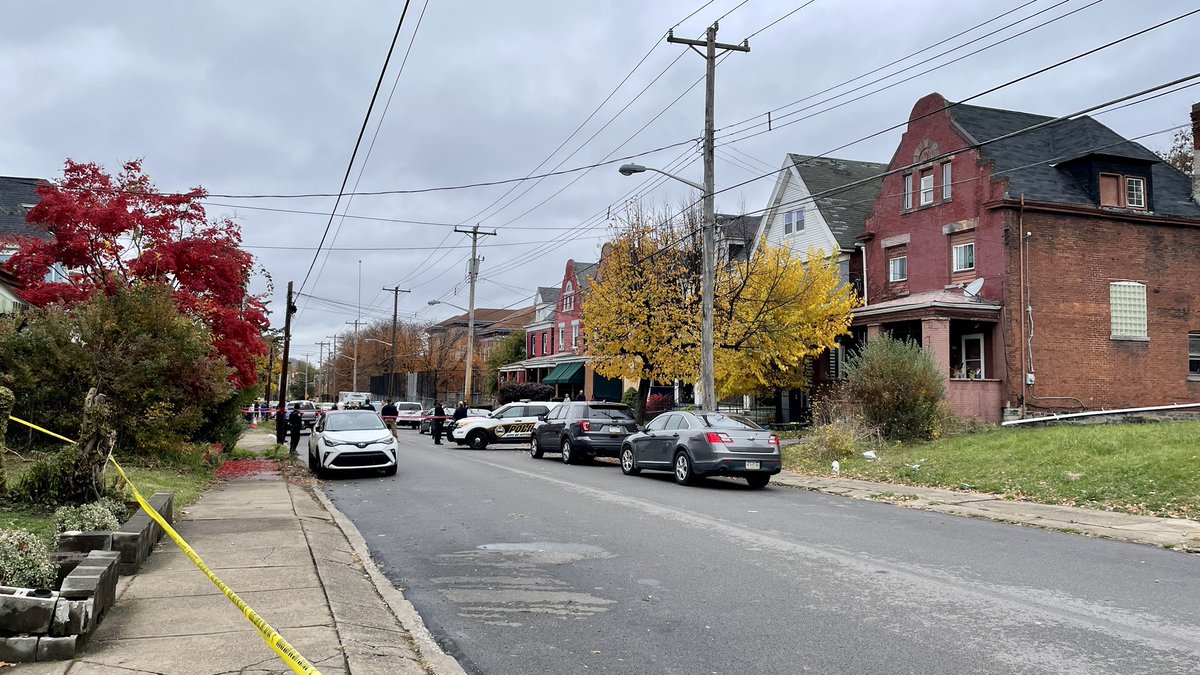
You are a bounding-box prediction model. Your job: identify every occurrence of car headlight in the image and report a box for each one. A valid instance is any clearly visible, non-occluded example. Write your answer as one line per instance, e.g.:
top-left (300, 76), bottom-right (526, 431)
top-left (371, 435), bottom-right (396, 445)
top-left (323, 437), bottom-right (349, 447)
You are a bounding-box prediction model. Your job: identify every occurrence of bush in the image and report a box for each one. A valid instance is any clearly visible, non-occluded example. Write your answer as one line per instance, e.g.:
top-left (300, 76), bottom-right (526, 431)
top-left (646, 393), bottom-right (674, 414)
top-left (13, 444), bottom-right (112, 506)
top-left (0, 530), bottom-right (56, 589)
top-left (621, 387), bottom-right (640, 410)
top-left (845, 336), bottom-right (946, 442)
top-left (54, 501), bottom-right (120, 533)
top-left (807, 418), bottom-right (880, 461)
top-left (499, 381), bottom-right (555, 404)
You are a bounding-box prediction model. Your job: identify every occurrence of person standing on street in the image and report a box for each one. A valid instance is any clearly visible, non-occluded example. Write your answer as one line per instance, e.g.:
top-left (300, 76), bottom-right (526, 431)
top-left (453, 400), bottom-right (468, 424)
top-left (287, 402), bottom-right (304, 454)
top-left (381, 399), bottom-right (399, 437)
top-left (431, 400), bottom-right (446, 445)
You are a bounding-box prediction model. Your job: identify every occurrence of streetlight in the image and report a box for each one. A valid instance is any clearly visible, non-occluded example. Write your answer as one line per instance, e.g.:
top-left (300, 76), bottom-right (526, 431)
top-left (364, 338), bottom-right (393, 347)
top-left (428, 299), bottom-right (476, 404)
top-left (618, 162), bottom-right (716, 411)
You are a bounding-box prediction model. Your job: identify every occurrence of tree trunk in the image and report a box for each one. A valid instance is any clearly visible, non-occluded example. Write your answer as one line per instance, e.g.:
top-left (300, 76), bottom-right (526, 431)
top-left (78, 388), bottom-right (116, 501)
top-left (0, 386), bottom-right (13, 494)
top-left (635, 378), bottom-right (652, 424)
top-left (774, 387), bottom-right (784, 425)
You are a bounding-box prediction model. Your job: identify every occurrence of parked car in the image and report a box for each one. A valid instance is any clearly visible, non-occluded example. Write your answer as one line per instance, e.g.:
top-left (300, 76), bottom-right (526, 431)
top-left (285, 400), bottom-right (319, 429)
top-left (391, 402), bottom-right (425, 428)
top-left (449, 401), bottom-right (558, 449)
top-left (420, 407), bottom-right (488, 434)
top-left (530, 401), bottom-right (639, 464)
top-left (307, 410), bottom-right (398, 478)
top-left (620, 411), bottom-right (780, 488)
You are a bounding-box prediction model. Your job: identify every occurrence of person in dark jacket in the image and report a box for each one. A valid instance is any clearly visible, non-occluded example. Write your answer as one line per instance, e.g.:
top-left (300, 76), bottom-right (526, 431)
top-left (431, 401), bottom-right (446, 445)
top-left (381, 399), bottom-right (399, 437)
top-left (453, 400), bottom-right (468, 423)
top-left (287, 402), bottom-right (304, 454)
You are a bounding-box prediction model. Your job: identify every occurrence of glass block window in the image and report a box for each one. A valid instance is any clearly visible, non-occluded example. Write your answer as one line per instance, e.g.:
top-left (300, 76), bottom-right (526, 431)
top-left (1109, 281), bottom-right (1147, 339)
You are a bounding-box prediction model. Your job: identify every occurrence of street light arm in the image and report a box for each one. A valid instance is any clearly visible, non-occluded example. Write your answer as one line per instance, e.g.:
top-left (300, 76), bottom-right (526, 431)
top-left (427, 299), bottom-right (469, 312)
top-left (646, 167), bottom-right (704, 192)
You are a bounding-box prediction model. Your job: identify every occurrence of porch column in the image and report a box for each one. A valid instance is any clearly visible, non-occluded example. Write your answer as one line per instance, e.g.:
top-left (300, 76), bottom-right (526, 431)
top-left (921, 317), bottom-right (952, 379)
top-left (866, 323), bottom-right (883, 340)
top-left (583, 363), bottom-right (594, 400)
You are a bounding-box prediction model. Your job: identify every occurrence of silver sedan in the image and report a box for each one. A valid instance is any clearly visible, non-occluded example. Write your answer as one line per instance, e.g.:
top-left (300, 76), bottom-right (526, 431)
top-left (620, 411), bottom-right (781, 488)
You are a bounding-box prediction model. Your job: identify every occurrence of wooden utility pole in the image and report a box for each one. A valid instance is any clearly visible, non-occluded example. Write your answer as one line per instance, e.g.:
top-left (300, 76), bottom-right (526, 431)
top-left (347, 319), bottom-right (364, 392)
top-left (382, 286), bottom-right (410, 400)
top-left (453, 224), bottom-right (496, 405)
top-left (666, 23), bottom-right (748, 411)
top-left (316, 340), bottom-right (329, 402)
top-left (275, 281), bottom-right (296, 443)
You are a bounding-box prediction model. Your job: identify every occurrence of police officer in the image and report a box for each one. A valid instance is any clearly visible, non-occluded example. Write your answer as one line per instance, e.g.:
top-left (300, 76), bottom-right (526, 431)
top-left (431, 400), bottom-right (446, 445)
top-left (453, 400), bottom-right (468, 423)
top-left (381, 399), bottom-right (399, 437)
top-left (287, 402), bottom-right (304, 454)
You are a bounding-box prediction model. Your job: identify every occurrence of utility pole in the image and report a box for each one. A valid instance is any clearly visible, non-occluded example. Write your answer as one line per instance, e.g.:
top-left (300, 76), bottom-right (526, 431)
top-left (454, 224), bottom-right (496, 405)
top-left (347, 320), bottom-right (364, 392)
top-left (316, 341), bottom-right (329, 402)
top-left (383, 286), bottom-right (411, 400)
top-left (667, 23), bottom-right (749, 411)
top-left (328, 335), bottom-right (339, 400)
top-left (275, 281), bottom-right (296, 443)
top-left (303, 353), bottom-right (310, 400)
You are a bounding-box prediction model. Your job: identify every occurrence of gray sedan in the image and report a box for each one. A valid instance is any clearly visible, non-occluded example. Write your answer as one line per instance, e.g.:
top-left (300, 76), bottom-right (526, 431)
top-left (620, 411), bottom-right (781, 488)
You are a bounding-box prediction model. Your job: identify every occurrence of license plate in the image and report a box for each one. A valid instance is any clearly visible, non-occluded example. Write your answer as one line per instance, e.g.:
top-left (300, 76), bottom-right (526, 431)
top-left (605, 426), bottom-right (621, 434)
top-left (745, 461), bottom-right (760, 470)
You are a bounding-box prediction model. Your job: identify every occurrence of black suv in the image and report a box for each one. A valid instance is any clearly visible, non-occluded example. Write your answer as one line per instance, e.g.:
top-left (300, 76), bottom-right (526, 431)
top-left (530, 402), bottom-right (639, 464)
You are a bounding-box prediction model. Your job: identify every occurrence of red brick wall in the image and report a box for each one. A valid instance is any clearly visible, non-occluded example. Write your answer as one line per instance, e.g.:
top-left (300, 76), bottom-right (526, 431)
top-left (1002, 206), bottom-right (1200, 410)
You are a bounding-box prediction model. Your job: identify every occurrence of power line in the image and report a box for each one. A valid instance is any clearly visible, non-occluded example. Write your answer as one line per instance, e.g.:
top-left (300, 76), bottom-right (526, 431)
top-left (743, 0), bottom-right (820, 41)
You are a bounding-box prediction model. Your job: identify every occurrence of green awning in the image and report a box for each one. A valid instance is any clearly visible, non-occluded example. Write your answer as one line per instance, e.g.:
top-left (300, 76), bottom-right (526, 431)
top-left (542, 361), bottom-right (585, 385)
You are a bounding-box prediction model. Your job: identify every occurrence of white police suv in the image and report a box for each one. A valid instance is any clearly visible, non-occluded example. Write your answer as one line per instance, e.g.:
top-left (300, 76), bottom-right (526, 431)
top-left (449, 401), bottom-right (560, 449)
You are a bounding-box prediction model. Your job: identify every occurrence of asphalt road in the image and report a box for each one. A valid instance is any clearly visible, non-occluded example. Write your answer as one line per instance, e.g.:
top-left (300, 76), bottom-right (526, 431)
top-left (323, 433), bottom-right (1200, 675)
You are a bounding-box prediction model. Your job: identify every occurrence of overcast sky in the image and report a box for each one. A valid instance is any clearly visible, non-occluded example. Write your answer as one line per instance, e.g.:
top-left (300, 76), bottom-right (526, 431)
top-left (2, 0), bottom-right (1196, 358)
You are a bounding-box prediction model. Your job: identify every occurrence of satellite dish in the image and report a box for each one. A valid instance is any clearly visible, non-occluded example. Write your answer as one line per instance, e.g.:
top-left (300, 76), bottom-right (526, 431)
top-left (963, 278), bottom-right (984, 297)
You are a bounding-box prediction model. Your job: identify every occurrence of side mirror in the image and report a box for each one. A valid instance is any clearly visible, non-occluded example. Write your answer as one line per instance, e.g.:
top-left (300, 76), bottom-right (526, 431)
top-left (537, 415), bottom-right (547, 421)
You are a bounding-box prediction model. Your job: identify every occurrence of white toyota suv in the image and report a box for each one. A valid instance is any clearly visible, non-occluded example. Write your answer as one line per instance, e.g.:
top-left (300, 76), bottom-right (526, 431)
top-left (449, 401), bottom-right (560, 449)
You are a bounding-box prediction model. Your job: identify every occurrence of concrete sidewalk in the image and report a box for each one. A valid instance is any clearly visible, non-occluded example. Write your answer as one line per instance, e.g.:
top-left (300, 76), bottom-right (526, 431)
top-left (19, 437), bottom-right (461, 674)
top-left (772, 470), bottom-right (1200, 552)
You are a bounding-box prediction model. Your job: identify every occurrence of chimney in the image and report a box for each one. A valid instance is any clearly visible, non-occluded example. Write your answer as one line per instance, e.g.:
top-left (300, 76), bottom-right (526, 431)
top-left (1192, 102), bottom-right (1200, 205)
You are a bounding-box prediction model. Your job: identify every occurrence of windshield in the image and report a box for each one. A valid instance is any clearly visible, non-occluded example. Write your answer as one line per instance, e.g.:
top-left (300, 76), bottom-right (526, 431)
top-left (694, 413), bottom-right (761, 430)
top-left (397, 403), bottom-right (421, 411)
top-left (587, 405), bottom-right (635, 421)
top-left (324, 412), bottom-right (386, 432)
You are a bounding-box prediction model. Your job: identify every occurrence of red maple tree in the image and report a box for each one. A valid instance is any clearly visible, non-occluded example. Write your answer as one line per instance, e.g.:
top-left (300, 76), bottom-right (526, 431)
top-left (4, 159), bottom-right (268, 388)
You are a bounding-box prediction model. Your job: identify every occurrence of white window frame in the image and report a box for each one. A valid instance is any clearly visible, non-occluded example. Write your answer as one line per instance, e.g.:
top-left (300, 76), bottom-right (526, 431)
top-left (960, 333), bottom-right (985, 380)
top-left (571, 320), bottom-right (580, 349)
top-left (919, 171), bottom-right (934, 206)
top-left (791, 209), bottom-right (804, 232)
top-left (1109, 281), bottom-right (1148, 340)
top-left (783, 210), bottom-right (793, 234)
top-left (903, 174), bottom-right (913, 210)
top-left (563, 281), bottom-right (575, 311)
top-left (557, 323), bottom-right (565, 351)
top-left (1125, 177), bottom-right (1146, 209)
top-left (952, 242), bottom-right (975, 272)
top-left (1189, 333), bottom-right (1200, 380)
top-left (942, 161), bottom-right (952, 199)
top-left (541, 332), bottom-right (547, 355)
top-left (888, 256), bottom-right (907, 282)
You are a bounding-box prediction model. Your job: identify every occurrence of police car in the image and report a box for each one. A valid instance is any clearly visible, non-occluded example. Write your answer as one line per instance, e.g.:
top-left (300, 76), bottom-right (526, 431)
top-left (449, 401), bottom-right (560, 449)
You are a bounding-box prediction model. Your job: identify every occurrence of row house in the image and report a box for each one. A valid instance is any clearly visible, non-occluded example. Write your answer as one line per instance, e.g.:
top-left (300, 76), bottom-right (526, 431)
top-left (856, 94), bottom-right (1200, 421)
top-left (426, 306), bottom-right (533, 402)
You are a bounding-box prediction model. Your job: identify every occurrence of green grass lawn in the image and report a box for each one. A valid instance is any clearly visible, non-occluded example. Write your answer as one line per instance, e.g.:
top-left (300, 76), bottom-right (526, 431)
top-left (782, 422), bottom-right (1200, 520)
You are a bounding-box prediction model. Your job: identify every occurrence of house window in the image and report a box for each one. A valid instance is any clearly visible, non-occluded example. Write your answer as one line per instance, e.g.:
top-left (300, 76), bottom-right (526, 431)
top-left (1099, 173), bottom-right (1148, 210)
top-left (959, 333), bottom-right (985, 379)
top-left (888, 256), bottom-right (907, 282)
top-left (571, 320), bottom-right (579, 349)
top-left (563, 281), bottom-right (575, 312)
top-left (903, 174), bottom-right (913, 210)
top-left (783, 209), bottom-right (804, 235)
top-left (1109, 281), bottom-right (1147, 339)
top-left (919, 170), bottom-right (934, 206)
top-left (952, 242), bottom-right (975, 272)
top-left (942, 161), bottom-right (952, 199)
top-left (1189, 333), bottom-right (1200, 379)
top-left (557, 323), bottom-right (565, 351)
top-left (541, 332), bottom-right (547, 355)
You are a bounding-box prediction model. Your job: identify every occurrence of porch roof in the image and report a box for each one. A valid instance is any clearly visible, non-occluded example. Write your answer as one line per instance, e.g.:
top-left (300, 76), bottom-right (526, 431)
top-left (497, 354), bottom-right (589, 372)
top-left (853, 287), bottom-right (1002, 323)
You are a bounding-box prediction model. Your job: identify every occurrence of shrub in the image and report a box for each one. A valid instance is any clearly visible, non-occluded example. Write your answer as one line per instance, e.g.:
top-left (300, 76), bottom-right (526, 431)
top-left (621, 387), bottom-right (640, 410)
top-left (13, 444), bottom-right (112, 506)
top-left (646, 393), bottom-right (674, 414)
top-left (845, 335), bottom-right (946, 442)
top-left (0, 530), bottom-right (56, 589)
top-left (54, 501), bottom-right (120, 533)
top-left (499, 381), bottom-right (555, 404)
top-left (807, 418), bottom-right (880, 461)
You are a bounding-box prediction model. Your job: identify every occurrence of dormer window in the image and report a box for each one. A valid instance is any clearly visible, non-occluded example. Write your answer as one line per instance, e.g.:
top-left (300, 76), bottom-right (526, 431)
top-left (563, 281), bottom-right (575, 311)
top-left (1099, 173), bottom-right (1147, 210)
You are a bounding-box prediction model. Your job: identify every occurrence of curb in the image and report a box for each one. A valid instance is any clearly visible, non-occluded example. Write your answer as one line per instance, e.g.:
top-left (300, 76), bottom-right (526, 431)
top-left (311, 483), bottom-right (466, 675)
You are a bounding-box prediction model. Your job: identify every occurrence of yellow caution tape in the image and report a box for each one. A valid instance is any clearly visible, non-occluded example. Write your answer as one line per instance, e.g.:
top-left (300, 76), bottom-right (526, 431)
top-left (7, 415), bottom-right (321, 675)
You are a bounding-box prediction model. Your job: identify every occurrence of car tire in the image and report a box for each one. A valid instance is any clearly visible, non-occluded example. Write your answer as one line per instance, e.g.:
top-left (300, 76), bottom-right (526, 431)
top-left (468, 430), bottom-right (488, 450)
top-left (383, 465), bottom-right (398, 477)
top-left (620, 446), bottom-right (640, 476)
top-left (673, 450), bottom-right (697, 486)
top-left (561, 439), bottom-right (575, 465)
top-left (308, 451), bottom-right (324, 479)
top-left (745, 474), bottom-right (770, 489)
top-left (530, 435), bottom-right (544, 459)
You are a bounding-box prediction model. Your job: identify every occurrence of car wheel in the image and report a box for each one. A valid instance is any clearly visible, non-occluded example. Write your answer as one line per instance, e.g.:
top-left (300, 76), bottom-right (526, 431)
top-left (745, 474), bottom-right (770, 489)
top-left (468, 430), bottom-right (488, 450)
top-left (561, 439), bottom-right (575, 464)
top-left (383, 465), bottom-right (398, 477)
top-left (530, 435), bottom-right (544, 459)
top-left (309, 451), bottom-right (324, 479)
top-left (620, 446), bottom-right (640, 476)
top-left (673, 450), bottom-right (697, 486)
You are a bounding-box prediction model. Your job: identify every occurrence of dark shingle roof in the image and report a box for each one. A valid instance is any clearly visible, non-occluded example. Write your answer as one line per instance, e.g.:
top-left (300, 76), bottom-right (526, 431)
top-left (536, 286), bottom-right (560, 304)
top-left (716, 213), bottom-right (762, 242)
top-left (573, 261), bottom-right (599, 291)
top-left (788, 155), bottom-right (888, 250)
top-left (948, 103), bottom-right (1200, 218)
top-left (0, 176), bottom-right (47, 241)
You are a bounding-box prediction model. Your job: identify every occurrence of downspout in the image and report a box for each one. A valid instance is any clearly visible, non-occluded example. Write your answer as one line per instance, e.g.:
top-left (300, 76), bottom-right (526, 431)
top-left (1018, 196), bottom-right (1026, 417)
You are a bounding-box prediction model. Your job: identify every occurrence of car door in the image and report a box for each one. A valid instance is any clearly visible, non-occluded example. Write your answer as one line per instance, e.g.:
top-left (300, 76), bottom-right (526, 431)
top-left (638, 414), bottom-right (674, 466)
top-left (519, 404), bottom-right (551, 441)
top-left (536, 404), bottom-right (565, 450)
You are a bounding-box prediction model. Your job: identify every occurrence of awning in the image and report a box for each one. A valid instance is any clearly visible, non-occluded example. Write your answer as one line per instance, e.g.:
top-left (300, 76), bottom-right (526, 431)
top-left (542, 361), bottom-right (585, 385)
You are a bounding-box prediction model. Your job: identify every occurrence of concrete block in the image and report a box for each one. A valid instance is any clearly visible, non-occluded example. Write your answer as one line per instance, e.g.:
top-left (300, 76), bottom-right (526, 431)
top-left (48, 598), bottom-right (71, 636)
top-left (49, 552), bottom-right (88, 589)
top-left (65, 599), bottom-right (92, 635)
top-left (36, 635), bottom-right (77, 661)
top-left (0, 635), bottom-right (38, 662)
top-left (55, 531), bottom-right (113, 554)
top-left (58, 572), bottom-right (101, 600)
top-left (0, 591), bottom-right (59, 634)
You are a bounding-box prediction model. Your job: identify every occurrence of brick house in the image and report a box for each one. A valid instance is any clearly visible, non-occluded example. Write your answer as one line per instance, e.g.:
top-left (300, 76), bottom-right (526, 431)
top-left (426, 306), bottom-right (533, 402)
top-left (856, 93), bottom-right (1200, 421)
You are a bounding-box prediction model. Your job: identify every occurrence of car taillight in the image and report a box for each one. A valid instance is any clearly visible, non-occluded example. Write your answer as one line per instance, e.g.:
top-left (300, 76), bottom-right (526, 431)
top-left (579, 420), bottom-right (591, 432)
top-left (768, 434), bottom-right (780, 446)
top-left (705, 432), bottom-right (733, 444)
